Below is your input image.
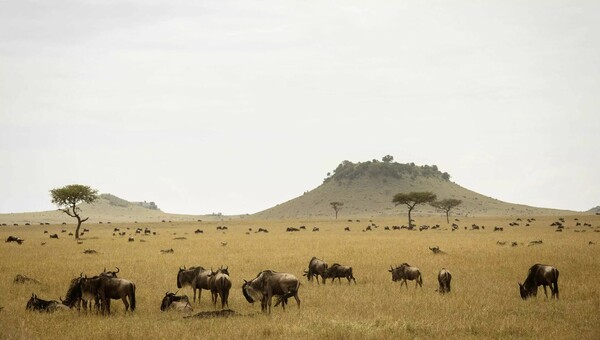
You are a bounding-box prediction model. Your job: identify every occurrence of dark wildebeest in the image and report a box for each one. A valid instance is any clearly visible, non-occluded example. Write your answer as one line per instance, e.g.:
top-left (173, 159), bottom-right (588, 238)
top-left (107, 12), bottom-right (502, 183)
top-left (177, 266), bottom-right (211, 304)
top-left (6, 236), bottom-right (24, 244)
top-left (160, 291), bottom-right (193, 313)
top-left (26, 293), bottom-right (68, 312)
top-left (208, 266), bottom-right (232, 309)
top-left (519, 264), bottom-right (559, 300)
top-left (389, 263), bottom-right (423, 289)
top-left (242, 270), bottom-right (300, 314)
top-left (79, 275), bottom-right (136, 315)
top-left (429, 246), bottom-right (446, 255)
top-left (323, 263), bottom-right (356, 284)
top-left (437, 268), bottom-right (452, 294)
top-left (304, 257), bottom-right (328, 285)
top-left (50, 234), bottom-right (59, 239)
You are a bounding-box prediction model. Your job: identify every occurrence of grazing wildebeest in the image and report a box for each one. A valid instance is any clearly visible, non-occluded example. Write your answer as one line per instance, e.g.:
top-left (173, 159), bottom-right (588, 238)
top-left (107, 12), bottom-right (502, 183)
top-left (519, 264), bottom-right (559, 300)
top-left (208, 266), bottom-right (232, 309)
top-left (242, 270), bottom-right (300, 314)
top-left (389, 263), bottom-right (423, 289)
top-left (78, 275), bottom-right (136, 315)
top-left (344, 227), bottom-right (350, 231)
top-left (194, 229), bottom-right (203, 234)
top-left (304, 257), bottom-right (328, 284)
top-left (160, 248), bottom-right (174, 254)
top-left (437, 268), bottom-right (452, 294)
top-left (26, 293), bottom-right (69, 312)
top-left (50, 234), bottom-right (59, 239)
top-left (5, 236), bottom-right (24, 244)
top-left (160, 292), bottom-right (193, 313)
top-left (323, 263), bottom-right (356, 284)
top-left (177, 266), bottom-right (211, 304)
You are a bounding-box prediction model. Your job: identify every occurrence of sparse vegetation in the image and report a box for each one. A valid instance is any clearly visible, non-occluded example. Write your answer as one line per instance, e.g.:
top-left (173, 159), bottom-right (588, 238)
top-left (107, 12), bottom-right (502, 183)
top-left (0, 215), bottom-right (598, 339)
top-left (323, 159), bottom-right (449, 184)
top-left (392, 192), bottom-right (437, 227)
top-left (50, 184), bottom-right (98, 239)
top-left (330, 201), bottom-right (343, 219)
top-left (431, 198), bottom-right (463, 224)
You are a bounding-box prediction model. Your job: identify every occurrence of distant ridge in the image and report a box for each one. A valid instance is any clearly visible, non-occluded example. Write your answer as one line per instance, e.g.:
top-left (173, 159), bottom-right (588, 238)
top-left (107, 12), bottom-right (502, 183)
top-left (253, 158), bottom-right (578, 219)
top-left (0, 193), bottom-right (212, 224)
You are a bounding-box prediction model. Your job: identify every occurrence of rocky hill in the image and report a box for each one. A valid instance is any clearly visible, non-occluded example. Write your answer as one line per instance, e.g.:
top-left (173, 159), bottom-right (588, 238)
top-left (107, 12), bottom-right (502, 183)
top-left (253, 159), bottom-right (577, 219)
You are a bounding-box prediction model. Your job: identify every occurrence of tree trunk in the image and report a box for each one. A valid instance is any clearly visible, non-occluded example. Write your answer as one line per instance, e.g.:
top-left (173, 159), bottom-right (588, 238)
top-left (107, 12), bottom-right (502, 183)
top-left (335, 210), bottom-right (338, 219)
top-left (446, 210), bottom-right (450, 224)
top-left (75, 215), bottom-right (82, 240)
top-left (408, 208), bottom-right (412, 228)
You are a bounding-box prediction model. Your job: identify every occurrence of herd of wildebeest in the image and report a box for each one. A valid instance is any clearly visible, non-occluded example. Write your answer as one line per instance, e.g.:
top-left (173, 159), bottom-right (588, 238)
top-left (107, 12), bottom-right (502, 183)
top-left (6, 215), bottom-right (597, 316)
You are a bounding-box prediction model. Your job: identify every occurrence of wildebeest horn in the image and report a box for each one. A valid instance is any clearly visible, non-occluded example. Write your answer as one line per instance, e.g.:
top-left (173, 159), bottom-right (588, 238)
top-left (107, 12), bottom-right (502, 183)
top-left (115, 267), bottom-right (120, 273)
top-left (224, 265), bottom-right (228, 271)
top-left (174, 290), bottom-right (179, 295)
top-left (243, 279), bottom-right (247, 283)
top-left (103, 267), bottom-right (106, 272)
top-left (80, 272), bottom-right (83, 278)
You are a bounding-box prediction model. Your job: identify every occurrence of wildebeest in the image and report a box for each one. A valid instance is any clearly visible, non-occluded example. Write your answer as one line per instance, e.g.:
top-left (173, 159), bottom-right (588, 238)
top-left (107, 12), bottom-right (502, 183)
top-left (323, 263), bottom-right (356, 284)
top-left (5, 236), bottom-right (24, 244)
top-left (160, 248), bottom-right (174, 254)
top-left (389, 263), bottom-right (423, 289)
top-left (194, 229), bottom-right (203, 234)
top-left (160, 292), bottom-right (192, 313)
top-left (177, 266), bottom-right (211, 304)
top-left (208, 266), bottom-right (232, 309)
top-left (437, 268), bottom-right (452, 294)
top-left (286, 227), bottom-right (299, 232)
top-left (304, 257), bottom-right (328, 284)
top-left (83, 275), bottom-right (136, 315)
top-left (242, 270), bottom-right (300, 314)
top-left (50, 234), bottom-right (59, 239)
top-left (519, 264), bottom-right (559, 300)
top-left (429, 246), bottom-right (446, 255)
top-left (26, 293), bottom-right (69, 312)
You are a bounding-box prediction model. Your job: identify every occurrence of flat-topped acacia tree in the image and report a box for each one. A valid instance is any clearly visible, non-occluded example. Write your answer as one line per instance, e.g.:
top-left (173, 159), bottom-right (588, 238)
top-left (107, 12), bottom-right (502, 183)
top-left (431, 198), bottom-right (463, 224)
top-left (50, 184), bottom-right (98, 239)
top-left (330, 201), bottom-right (343, 219)
top-left (392, 191), bottom-right (437, 228)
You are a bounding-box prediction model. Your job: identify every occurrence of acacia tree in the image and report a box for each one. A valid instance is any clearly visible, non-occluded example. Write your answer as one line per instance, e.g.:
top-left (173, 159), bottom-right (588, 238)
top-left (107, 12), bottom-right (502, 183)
top-left (392, 191), bottom-right (437, 228)
top-left (50, 184), bottom-right (98, 239)
top-left (431, 198), bottom-right (463, 224)
top-left (330, 201), bottom-right (343, 219)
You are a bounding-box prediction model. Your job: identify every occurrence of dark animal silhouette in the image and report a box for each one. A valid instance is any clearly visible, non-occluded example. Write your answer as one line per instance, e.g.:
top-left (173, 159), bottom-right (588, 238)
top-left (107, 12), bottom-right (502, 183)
top-left (177, 266), bottom-right (211, 304)
top-left (437, 268), bottom-right (452, 294)
top-left (160, 291), bottom-right (192, 312)
top-left (242, 270), bottom-right (300, 314)
top-left (389, 263), bottom-right (423, 289)
top-left (304, 257), bottom-right (328, 284)
top-left (26, 293), bottom-right (68, 312)
top-left (5, 236), bottom-right (24, 244)
top-left (519, 264), bottom-right (559, 299)
top-left (208, 266), bottom-right (232, 309)
top-left (323, 263), bottom-right (356, 284)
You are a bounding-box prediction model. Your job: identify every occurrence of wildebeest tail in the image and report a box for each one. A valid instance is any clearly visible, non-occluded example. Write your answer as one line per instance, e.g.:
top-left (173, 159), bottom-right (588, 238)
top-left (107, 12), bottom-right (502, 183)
top-left (130, 283), bottom-right (136, 311)
top-left (418, 273), bottom-right (423, 286)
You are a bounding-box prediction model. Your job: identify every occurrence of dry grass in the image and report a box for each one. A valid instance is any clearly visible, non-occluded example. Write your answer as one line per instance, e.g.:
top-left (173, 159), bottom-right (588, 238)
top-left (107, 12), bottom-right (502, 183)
top-left (1, 215), bottom-right (599, 339)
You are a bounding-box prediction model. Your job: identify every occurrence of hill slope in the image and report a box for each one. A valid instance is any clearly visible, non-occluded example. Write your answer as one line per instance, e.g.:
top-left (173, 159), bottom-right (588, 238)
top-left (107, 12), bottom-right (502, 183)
top-left (254, 160), bottom-right (576, 219)
top-left (0, 194), bottom-right (212, 224)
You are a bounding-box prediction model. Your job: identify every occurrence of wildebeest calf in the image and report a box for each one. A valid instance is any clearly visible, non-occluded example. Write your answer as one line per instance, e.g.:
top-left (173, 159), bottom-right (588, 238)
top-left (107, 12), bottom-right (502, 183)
top-left (323, 263), bottom-right (356, 284)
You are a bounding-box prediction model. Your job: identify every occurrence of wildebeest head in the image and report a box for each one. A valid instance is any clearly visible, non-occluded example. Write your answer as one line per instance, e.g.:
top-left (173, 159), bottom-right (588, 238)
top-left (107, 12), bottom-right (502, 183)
top-left (160, 291), bottom-right (188, 311)
top-left (518, 282), bottom-right (531, 299)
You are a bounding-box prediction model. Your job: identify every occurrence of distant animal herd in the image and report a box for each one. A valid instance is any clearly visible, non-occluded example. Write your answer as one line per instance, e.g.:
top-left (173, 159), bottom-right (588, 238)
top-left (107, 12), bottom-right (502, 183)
top-left (4, 215), bottom-right (598, 316)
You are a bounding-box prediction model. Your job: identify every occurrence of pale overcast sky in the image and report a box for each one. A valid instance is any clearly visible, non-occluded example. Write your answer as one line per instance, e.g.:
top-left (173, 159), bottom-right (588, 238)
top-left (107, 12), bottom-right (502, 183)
top-left (1, 0), bottom-right (599, 215)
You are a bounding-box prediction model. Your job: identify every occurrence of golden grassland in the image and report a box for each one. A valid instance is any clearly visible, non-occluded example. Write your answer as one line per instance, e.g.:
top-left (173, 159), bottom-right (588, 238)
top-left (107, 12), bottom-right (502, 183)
top-left (1, 215), bottom-right (599, 339)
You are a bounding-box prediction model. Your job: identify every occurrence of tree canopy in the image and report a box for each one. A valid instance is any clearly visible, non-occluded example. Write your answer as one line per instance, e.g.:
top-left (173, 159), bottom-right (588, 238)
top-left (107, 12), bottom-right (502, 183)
top-left (392, 191), bottom-right (437, 227)
top-left (50, 184), bottom-right (98, 239)
top-left (431, 198), bottom-right (463, 223)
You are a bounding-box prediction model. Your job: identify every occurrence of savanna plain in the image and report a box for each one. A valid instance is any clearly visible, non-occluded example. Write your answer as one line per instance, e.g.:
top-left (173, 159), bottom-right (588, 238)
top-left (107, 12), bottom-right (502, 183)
top-left (1, 215), bottom-right (599, 339)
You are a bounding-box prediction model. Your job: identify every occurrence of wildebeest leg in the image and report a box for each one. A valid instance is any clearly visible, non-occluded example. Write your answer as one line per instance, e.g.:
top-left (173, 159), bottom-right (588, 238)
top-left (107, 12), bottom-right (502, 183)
top-left (193, 288), bottom-right (197, 303)
top-left (121, 295), bottom-right (130, 312)
top-left (553, 282), bottom-right (559, 299)
top-left (294, 293), bottom-right (300, 309)
top-left (543, 285), bottom-right (548, 298)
